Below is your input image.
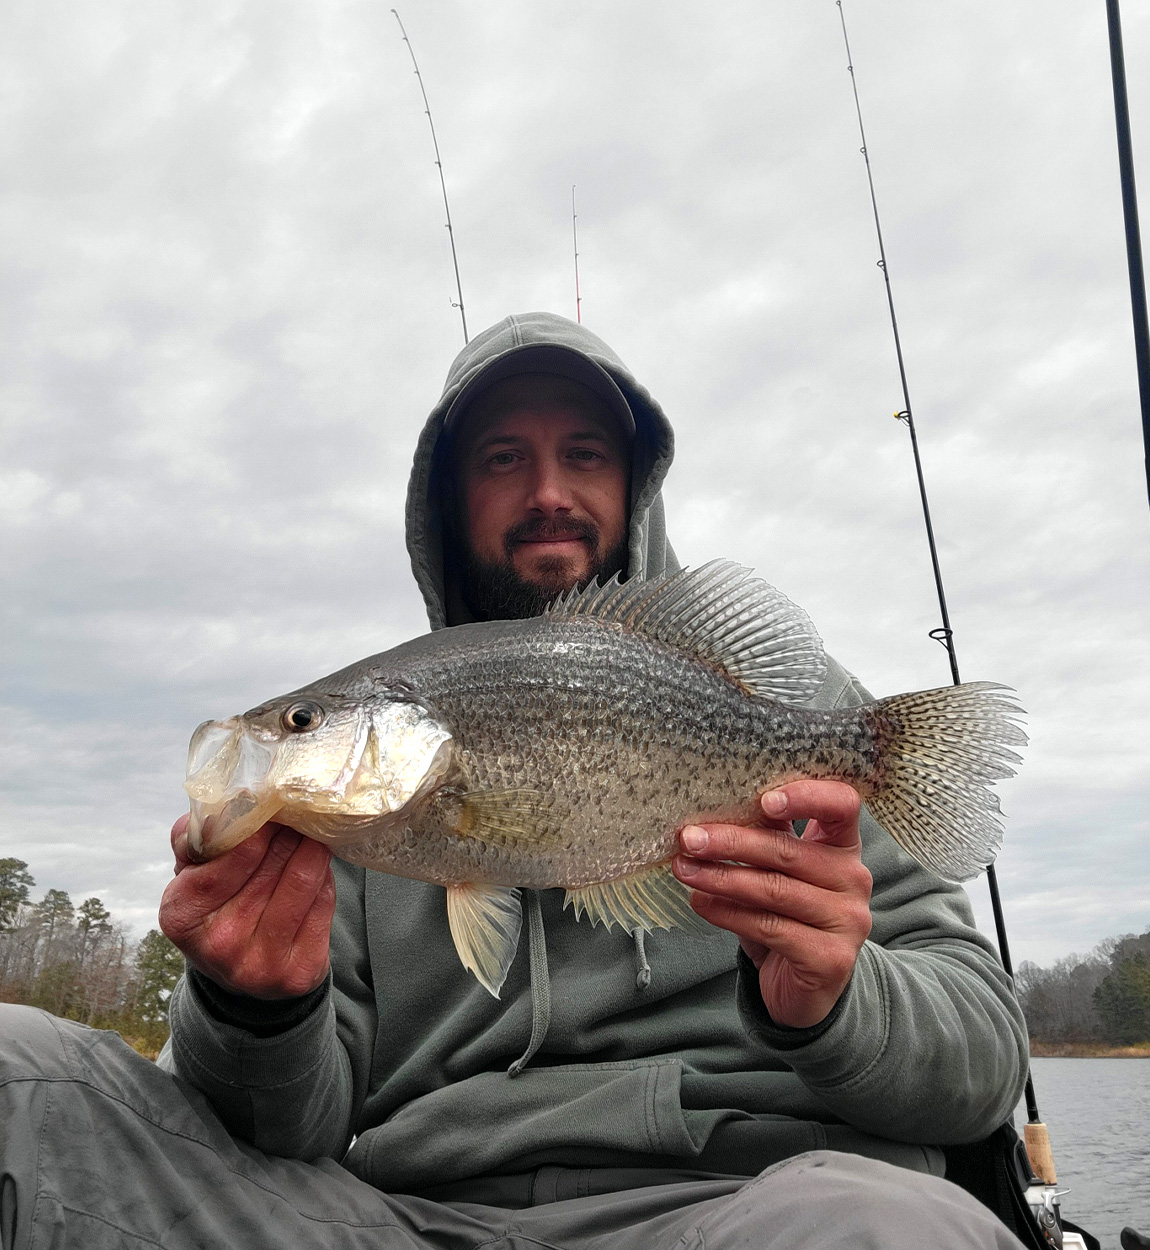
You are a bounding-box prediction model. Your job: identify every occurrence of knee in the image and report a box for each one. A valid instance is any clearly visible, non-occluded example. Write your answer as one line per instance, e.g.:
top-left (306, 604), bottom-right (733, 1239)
top-left (725, 1152), bottom-right (1022, 1249)
top-left (759, 1149), bottom-right (966, 1213)
top-left (0, 1004), bottom-right (73, 1081)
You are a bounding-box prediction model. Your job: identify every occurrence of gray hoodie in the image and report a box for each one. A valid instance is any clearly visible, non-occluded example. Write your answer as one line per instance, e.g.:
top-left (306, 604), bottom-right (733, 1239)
top-left (164, 312), bottom-right (1029, 1198)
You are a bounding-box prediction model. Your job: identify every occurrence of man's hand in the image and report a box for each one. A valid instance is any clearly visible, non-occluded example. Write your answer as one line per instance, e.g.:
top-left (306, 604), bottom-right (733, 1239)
top-left (672, 780), bottom-right (873, 1030)
top-left (160, 814), bottom-right (337, 1000)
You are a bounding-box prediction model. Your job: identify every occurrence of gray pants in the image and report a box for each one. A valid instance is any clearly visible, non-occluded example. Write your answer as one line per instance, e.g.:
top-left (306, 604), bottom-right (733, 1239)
top-left (0, 1005), bottom-right (1025, 1249)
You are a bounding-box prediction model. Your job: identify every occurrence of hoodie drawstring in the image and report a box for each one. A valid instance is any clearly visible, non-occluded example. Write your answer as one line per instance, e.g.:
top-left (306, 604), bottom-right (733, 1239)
top-left (507, 901), bottom-right (653, 1077)
top-left (507, 891), bottom-right (551, 1077)
top-left (631, 928), bottom-right (652, 990)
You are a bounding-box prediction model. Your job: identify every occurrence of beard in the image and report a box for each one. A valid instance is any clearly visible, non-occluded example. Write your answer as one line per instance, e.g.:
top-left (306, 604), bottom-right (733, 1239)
top-left (461, 517), bottom-right (630, 621)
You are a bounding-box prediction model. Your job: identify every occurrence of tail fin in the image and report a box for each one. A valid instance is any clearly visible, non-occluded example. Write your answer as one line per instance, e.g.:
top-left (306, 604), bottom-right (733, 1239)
top-left (866, 682), bottom-right (1027, 883)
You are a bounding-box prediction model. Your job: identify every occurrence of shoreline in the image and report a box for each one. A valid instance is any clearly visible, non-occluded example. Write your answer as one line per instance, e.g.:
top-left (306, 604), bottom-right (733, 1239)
top-left (1030, 1041), bottom-right (1150, 1058)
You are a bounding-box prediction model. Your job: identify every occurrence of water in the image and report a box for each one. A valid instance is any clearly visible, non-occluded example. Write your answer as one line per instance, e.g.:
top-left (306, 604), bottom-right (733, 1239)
top-left (1016, 1058), bottom-right (1150, 1249)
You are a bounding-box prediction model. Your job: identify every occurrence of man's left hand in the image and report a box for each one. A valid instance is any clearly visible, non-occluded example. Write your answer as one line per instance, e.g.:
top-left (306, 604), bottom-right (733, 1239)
top-left (672, 780), bottom-right (873, 1030)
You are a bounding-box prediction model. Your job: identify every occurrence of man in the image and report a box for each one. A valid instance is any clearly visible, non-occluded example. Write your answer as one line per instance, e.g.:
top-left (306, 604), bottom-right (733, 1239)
top-left (0, 312), bottom-right (1030, 1248)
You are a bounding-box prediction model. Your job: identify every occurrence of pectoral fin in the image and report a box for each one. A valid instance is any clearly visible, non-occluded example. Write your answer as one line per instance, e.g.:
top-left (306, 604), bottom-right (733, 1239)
top-left (444, 788), bottom-right (560, 848)
top-left (445, 883), bottom-right (523, 998)
top-left (564, 863), bottom-right (713, 936)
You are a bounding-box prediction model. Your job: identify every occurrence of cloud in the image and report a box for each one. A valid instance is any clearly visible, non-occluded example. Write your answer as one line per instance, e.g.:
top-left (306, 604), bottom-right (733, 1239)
top-left (2, 0), bottom-right (1147, 967)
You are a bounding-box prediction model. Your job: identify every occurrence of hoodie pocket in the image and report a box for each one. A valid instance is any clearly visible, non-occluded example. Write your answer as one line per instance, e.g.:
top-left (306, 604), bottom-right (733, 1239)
top-left (347, 1058), bottom-right (752, 1192)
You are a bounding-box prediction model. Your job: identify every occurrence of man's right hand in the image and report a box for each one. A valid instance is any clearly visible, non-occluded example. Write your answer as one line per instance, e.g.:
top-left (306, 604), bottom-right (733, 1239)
top-left (159, 814), bottom-right (336, 1000)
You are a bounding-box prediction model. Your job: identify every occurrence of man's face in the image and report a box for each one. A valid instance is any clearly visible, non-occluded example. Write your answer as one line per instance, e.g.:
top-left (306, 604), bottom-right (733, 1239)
top-left (453, 375), bottom-right (630, 618)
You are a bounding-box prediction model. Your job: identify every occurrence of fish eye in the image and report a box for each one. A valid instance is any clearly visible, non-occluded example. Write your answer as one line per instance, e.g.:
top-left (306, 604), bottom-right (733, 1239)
top-left (281, 701), bottom-right (324, 734)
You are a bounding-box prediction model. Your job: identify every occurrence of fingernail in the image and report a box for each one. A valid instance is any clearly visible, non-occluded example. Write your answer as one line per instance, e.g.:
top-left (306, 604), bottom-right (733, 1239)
top-left (675, 854), bottom-right (701, 877)
top-left (681, 826), bottom-right (709, 852)
top-left (761, 791), bottom-right (787, 816)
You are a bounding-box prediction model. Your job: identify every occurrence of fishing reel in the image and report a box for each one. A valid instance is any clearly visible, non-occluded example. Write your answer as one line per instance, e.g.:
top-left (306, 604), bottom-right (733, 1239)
top-left (1019, 1122), bottom-right (1094, 1250)
top-left (1021, 1181), bottom-right (1083, 1250)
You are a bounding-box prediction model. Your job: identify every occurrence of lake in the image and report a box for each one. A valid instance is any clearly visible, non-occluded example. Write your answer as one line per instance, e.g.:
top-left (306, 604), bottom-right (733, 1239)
top-left (1016, 1058), bottom-right (1150, 1250)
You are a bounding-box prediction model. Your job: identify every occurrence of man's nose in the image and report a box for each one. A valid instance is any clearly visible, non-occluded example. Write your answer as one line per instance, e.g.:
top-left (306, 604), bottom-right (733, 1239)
top-left (525, 459), bottom-right (573, 514)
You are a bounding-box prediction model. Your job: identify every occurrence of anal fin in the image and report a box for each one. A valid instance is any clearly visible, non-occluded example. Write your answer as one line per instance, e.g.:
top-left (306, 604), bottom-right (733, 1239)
top-left (564, 863), bottom-right (713, 936)
top-left (445, 883), bottom-right (523, 998)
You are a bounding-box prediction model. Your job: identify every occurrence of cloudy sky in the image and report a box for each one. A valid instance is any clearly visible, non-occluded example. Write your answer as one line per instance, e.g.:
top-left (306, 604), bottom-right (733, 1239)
top-left (2, 0), bottom-right (1147, 967)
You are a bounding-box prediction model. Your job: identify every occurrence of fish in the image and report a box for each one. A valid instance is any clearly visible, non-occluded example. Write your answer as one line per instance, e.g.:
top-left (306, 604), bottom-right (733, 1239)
top-left (183, 560), bottom-right (1026, 997)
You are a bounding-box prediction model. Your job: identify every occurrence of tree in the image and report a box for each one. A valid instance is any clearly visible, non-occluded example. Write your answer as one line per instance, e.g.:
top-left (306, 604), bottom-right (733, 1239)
top-left (31, 958), bottom-right (83, 1018)
top-left (77, 897), bottom-right (111, 936)
top-left (1111, 931), bottom-right (1150, 965)
top-left (1015, 953), bottom-right (1107, 1042)
top-left (132, 930), bottom-right (184, 1027)
top-left (0, 859), bottom-right (34, 931)
top-left (78, 925), bottom-right (132, 1026)
top-left (1094, 952), bottom-right (1150, 1045)
top-left (35, 889), bottom-right (74, 941)
top-left (77, 897), bottom-right (112, 964)
top-left (0, 883), bottom-right (191, 1055)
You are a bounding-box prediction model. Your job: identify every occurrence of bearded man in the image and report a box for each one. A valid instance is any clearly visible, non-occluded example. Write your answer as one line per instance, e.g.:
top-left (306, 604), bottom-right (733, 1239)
top-left (0, 313), bottom-right (1031, 1250)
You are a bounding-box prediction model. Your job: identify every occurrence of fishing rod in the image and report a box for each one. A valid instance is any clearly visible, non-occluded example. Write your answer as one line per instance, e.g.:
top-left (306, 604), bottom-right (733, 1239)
top-left (1104, 0), bottom-right (1150, 512)
top-left (572, 185), bottom-right (583, 324)
top-left (392, 9), bottom-right (469, 345)
top-left (832, 0), bottom-right (1060, 1187)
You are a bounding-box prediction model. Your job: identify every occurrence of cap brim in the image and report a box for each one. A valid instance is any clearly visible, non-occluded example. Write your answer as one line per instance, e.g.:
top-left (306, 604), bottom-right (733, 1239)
top-left (443, 344), bottom-right (635, 439)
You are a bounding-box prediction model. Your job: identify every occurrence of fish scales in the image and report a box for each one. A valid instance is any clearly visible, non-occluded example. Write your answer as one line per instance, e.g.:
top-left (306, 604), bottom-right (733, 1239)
top-left (390, 620), bottom-right (877, 891)
top-left (183, 560), bottom-right (1026, 996)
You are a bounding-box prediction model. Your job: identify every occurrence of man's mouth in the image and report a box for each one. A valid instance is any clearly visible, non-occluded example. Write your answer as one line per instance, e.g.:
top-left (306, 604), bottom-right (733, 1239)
top-left (505, 519), bottom-right (598, 558)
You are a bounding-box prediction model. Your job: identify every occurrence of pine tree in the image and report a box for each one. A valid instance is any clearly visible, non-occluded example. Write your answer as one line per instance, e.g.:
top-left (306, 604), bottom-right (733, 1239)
top-left (1094, 952), bottom-right (1150, 1045)
top-left (77, 897), bottom-right (113, 966)
top-left (35, 889), bottom-right (74, 941)
top-left (132, 930), bottom-right (185, 1029)
top-left (77, 897), bottom-right (112, 936)
top-left (0, 859), bottom-right (34, 931)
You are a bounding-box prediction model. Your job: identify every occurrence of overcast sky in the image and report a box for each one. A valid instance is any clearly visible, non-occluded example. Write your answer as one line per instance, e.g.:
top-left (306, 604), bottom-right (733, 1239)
top-left (2, 0), bottom-right (1147, 966)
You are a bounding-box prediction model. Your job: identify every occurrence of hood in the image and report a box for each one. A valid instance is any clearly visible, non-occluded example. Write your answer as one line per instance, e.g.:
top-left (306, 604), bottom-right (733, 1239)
top-left (406, 311), bottom-right (679, 629)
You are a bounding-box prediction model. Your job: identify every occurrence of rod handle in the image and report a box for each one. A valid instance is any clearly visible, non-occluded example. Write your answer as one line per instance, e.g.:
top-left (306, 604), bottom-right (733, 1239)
top-left (1024, 1121), bottom-right (1058, 1184)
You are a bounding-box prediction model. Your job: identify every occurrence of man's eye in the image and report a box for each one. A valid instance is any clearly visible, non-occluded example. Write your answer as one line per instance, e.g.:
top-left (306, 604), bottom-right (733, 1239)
top-left (569, 448), bottom-right (603, 463)
top-left (487, 451), bottom-right (518, 468)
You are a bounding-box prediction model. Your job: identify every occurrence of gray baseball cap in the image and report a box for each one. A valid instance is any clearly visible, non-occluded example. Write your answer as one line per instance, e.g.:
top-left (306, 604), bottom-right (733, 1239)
top-left (443, 343), bottom-right (636, 439)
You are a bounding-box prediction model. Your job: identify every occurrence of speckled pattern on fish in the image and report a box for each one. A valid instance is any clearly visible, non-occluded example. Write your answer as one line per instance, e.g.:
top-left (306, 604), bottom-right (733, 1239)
top-left (183, 560), bottom-right (1025, 996)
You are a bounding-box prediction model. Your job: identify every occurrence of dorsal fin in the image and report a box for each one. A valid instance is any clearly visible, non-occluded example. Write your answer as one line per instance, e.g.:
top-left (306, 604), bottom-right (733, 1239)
top-left (546, 559), bottom-right (826, 703)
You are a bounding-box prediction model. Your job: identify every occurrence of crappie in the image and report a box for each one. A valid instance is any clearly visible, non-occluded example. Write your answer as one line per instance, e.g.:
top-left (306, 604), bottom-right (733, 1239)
top-left (184, 561), bottom-right (1025, 996)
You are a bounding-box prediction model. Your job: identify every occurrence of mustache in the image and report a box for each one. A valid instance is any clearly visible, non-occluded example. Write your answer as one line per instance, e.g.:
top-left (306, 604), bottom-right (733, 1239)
top-left (504, 517), bottom-right (599, 551)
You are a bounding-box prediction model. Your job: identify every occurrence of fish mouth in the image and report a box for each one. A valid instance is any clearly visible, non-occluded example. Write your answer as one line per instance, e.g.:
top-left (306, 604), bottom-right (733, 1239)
top-left (182, 704), bottom-right (455, 860)
top-left (184, 719), bottom-right (283, 859)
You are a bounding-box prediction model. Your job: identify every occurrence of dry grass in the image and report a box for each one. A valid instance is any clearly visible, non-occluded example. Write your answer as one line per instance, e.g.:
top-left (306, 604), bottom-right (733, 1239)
top-left (1030, 1040), bottom-right (1150, 1058)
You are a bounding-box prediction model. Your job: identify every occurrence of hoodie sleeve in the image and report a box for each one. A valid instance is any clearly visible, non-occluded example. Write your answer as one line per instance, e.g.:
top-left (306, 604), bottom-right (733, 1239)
top-left (159, 859), bottom-right (378, 1161)
top-left (735, 662), bottom-right (1029, 1144)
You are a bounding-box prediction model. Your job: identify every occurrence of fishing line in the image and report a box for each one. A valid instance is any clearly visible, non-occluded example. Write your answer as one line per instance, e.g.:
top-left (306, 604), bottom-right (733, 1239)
top-left (833, 0), bottom-right (1041, 1127)
top-left (392, 10), bottom-right (469, 344)
top-left (572, 185), bottom-right (583, 324)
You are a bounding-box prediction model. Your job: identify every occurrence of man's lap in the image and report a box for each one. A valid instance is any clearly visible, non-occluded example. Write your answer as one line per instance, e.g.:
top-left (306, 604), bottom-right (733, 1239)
top-left (0, 1005), bottom-right (1024, 1249)
top-left (0, 1005), bottom-right (419, 1248)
